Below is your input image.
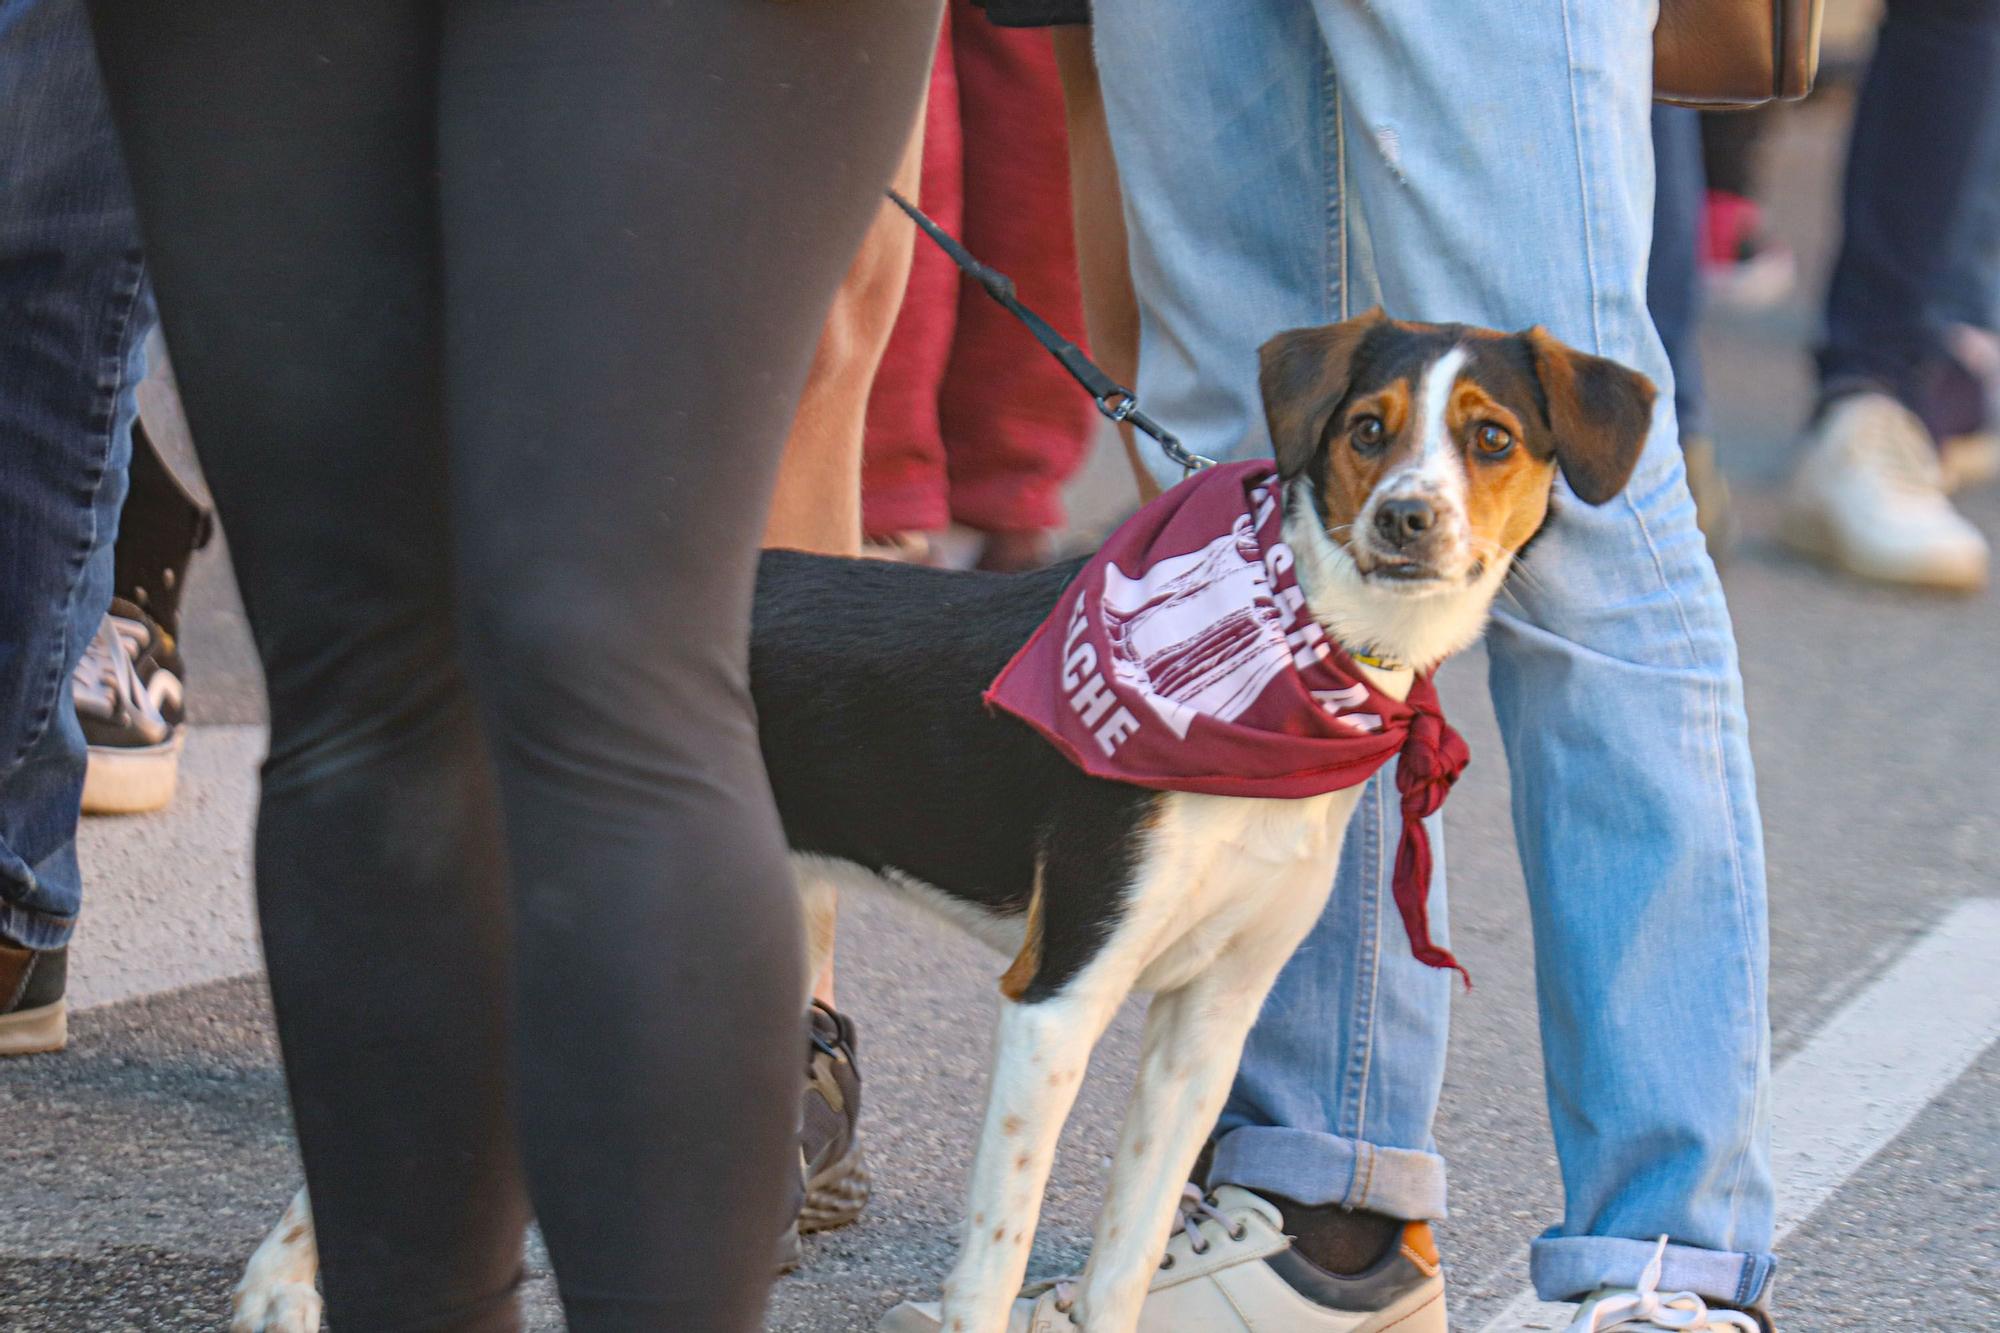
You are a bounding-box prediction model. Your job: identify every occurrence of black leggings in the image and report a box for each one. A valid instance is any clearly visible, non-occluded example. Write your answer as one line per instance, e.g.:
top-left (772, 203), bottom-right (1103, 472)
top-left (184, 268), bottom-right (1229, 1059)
top-left (83, 3), bottom-right (937, 1328)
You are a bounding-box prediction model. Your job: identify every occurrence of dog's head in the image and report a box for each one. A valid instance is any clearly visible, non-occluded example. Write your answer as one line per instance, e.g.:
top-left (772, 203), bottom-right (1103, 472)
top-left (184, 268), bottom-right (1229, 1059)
top-left (1259, 309), bottom-right (1656, 666)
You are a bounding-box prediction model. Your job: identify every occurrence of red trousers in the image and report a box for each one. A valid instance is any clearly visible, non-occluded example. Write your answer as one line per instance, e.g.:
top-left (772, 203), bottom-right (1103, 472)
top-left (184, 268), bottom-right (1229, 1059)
top-left (861, 1), bottom-right (1096, 540)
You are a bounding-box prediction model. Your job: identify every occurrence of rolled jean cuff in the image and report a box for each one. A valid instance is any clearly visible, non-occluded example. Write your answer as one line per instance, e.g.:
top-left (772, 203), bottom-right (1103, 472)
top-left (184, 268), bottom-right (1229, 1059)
top-left (1208, 1126), bottom-right (1447, 1221)
top-left (0, 894), bottom-right (76, 952)
top-left (1530, 1232), bottom-right (1777, 1308)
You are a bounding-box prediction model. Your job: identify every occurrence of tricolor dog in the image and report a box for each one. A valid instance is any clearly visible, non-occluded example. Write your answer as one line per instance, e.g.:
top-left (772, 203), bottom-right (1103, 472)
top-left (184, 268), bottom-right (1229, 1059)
top-left (231, 311), bottom-right (1654, 1333)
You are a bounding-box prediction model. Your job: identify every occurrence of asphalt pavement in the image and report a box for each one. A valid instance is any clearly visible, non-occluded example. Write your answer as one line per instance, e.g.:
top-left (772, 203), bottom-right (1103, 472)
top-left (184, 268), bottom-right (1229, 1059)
top-left (4, 92), bottom-right (1996, 1331)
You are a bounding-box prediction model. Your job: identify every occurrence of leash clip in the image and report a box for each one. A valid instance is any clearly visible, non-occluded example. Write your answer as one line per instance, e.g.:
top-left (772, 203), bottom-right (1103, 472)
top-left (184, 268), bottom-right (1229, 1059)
top-left (1095, 390), bottom-right (1216, 477)
top-left (1102, 390), bottom-right (1216, 476)
top-left (1098, 390), bottom-right (1137, 423)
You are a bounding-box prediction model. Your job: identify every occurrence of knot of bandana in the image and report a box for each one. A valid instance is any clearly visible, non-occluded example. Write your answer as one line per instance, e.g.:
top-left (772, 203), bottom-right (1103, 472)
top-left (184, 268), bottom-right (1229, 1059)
top-left (984, 460), bottom-right (1474, 981)
top-left (1391, 679), bottom-right (1471, 987)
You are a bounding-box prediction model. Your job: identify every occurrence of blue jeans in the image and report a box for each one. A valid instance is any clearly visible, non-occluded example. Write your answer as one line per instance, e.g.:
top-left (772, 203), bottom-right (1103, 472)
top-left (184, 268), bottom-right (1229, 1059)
top-left (1092, 0), bottom-right (1775, 1307)
top-left (0, 0), bottom-right (151, 951)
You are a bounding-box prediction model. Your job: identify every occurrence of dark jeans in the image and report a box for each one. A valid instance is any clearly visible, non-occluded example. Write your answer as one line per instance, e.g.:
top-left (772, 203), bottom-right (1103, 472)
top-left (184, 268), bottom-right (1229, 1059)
top-left (1649, 104), bottom-right (1708, 441)
top-left (1933, 68), bottom-right (2000, 334)
top-left (83, 1), bottom-right (939, 1328)
top-left (0, 0), bottom-right (150, 952)
top-left (1819, 0), bottom-right (2000, 412)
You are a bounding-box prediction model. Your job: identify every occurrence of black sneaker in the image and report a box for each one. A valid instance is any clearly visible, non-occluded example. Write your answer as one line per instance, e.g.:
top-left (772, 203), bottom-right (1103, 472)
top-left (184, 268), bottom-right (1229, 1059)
top-left (0, 941), bottom-right (67, 1056)
top-left (777, 1001), bottom-right (871, 1273)
top-left (72, 598), bottom-right (185, 815)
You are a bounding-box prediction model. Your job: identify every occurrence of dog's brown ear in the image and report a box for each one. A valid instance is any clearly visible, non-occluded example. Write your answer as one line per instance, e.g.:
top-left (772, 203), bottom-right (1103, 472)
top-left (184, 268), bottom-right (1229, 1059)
top-left (1259, 308), bottom-right (1385, 478)
top-left (1525, 327), bottom-right (1657, 505)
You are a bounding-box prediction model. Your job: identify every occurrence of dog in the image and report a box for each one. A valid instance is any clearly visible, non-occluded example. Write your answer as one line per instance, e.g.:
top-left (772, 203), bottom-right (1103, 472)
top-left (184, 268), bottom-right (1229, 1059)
top-left (231, 310), bottom-right (1653, 1333)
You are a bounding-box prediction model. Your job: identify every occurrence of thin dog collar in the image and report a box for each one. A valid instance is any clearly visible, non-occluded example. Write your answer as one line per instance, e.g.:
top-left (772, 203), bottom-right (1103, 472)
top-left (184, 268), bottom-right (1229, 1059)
top-left (1349, 650), bottom-right (1409, 672)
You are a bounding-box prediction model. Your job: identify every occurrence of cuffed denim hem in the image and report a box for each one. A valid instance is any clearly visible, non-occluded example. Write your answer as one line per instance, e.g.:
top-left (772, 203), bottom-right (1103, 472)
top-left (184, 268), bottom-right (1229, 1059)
top-left (0, 893), bottom-right (76, 952)
top-left (1208, 1125), bottom-right (1447, 1221)
top-left (1530, 1231), bottom-right (1776, 1308)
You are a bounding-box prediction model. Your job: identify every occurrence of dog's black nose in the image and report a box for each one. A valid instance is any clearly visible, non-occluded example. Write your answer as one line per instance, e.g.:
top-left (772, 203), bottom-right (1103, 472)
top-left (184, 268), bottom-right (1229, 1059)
top-left (1374, 498), bottom-right (1436, 547)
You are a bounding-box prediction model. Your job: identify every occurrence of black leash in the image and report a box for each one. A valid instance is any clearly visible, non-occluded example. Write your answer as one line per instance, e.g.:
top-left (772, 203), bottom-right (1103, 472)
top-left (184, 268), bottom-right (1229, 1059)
top-left (887, 189), bottom-right (1215, 477)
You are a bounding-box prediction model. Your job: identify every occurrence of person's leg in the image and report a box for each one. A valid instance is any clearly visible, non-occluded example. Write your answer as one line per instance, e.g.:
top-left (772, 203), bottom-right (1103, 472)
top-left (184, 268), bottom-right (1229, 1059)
top-left (1931, 105), bottom-right (2000, 337)
top-left (1818, 0), bottom-right (2000, 407)
top-left (1926, 51), bottom-right (2000, 489)
top-left (75, 406), bottom-right (211, 819)
top-left (1050, 25), bottom-right (1154, 505)
top-left (861, 11), bottom-right (962, 550)
top-left (437, 1), bottom-right (938, 1325)
top-left (762, 106), bottom-right (926, 561)
top-left (1091, 0), bottom-right (1453, 1241)
top-left (935, 0), bottom-right (1097, 563)
top-left (1096, 0), bottom-right (1775, 1308)
top-left (1651, 105), bottom-right (1734, 557)
top-left (1210, 773), bottom-right (1452, 1223)
top-left (1697, 107), bottom-right (1796, 314)
top-left (1698, 109), bottom-right (1769, 201)
top-left (85, 6), bottom-right (534, 1327)
top-left (1650, 107), bottom-right (1709, 444)
top-left (0, 0), bottom-right (148, 1047)
top-left (92, 1), bottom-right (940, 1326)
top-left (1315, 0), bottom-right (1774, 1305)
top-left (1784, 0), bottom-right (1999, 590)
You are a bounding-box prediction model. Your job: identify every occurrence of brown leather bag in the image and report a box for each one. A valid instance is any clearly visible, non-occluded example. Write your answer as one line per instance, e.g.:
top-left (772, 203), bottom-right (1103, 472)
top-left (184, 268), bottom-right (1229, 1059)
top-left (1655, 0), bottom-right (1825, 108)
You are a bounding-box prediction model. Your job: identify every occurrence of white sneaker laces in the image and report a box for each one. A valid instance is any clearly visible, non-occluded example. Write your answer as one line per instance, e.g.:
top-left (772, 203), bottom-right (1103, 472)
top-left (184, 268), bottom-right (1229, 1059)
top-left (1565, 1236), bottom-right (1761, 1332)
top-left (72, 614), bottom-right (170, 742)
top-left (1046, 1185), bottom-right (1244, 1319)
top-left (1840, 402), bottom-right (1945, 498)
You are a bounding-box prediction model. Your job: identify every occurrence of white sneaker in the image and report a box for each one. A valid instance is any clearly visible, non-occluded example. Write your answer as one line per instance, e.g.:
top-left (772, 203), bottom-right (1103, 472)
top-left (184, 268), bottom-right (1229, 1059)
top-left (877, 1186), bottom-right (1446, 1332)
top-left (1780, 392), bottom-right (1989, 591)
top-left (1561, 1237), bottom-right (1767, 1332)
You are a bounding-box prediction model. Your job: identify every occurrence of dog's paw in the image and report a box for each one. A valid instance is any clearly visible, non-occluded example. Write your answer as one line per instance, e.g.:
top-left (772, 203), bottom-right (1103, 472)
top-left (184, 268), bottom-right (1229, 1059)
top-left (230, 1280), bottom-right (322, 1333)
top-left (235, 1188), bottom-right (321, 1332)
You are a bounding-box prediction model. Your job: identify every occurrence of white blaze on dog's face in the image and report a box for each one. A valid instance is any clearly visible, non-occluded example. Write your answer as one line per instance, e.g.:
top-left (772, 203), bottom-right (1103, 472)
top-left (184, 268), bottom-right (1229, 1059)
top-left (1258, 308), bottom-right (1657, 667)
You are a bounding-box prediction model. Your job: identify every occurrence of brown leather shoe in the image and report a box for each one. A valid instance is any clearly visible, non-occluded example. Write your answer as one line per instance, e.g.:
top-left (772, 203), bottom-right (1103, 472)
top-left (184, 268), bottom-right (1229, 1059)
top-left (0, 940), bottom-right (67, 1056)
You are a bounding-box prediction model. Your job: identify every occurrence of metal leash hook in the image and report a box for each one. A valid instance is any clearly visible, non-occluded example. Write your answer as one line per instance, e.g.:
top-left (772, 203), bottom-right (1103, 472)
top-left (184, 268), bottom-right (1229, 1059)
top-left (886, 189), bottom-right (1217, 478)
top-left (1094, 390), bottom-right (1214, 478)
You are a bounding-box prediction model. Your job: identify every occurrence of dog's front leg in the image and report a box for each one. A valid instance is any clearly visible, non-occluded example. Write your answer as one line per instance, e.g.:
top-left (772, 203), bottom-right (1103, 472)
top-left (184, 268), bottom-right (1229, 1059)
top-left (232, 1187), bottom-right (322, 1333)
top-left (1072, 946), bottom-right (1298, 1332)
top-left (939, 988), bottom-right (1123, 1333)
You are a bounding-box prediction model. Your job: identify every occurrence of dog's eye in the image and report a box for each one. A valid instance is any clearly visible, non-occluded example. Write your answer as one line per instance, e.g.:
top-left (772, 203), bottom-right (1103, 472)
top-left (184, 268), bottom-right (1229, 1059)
top-left (1350, 415), bottom-right (1386, 452)
top-left (1474, 423), bottom-right (1514, 457)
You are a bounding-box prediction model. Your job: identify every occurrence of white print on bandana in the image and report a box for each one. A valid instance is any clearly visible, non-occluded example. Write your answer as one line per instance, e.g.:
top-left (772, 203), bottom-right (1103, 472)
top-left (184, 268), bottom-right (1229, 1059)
top-left (1101, 518), bottom-right (1286, 739)
top-left (1081, 486), bottom-right (1384, 752)
top-left (1059, 594), bottom-right (1144, 757)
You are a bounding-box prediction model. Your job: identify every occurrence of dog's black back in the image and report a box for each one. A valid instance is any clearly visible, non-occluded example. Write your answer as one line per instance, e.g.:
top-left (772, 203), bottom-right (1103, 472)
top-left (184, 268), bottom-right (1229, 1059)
top-left (751, 551), bottom-right (1154, 990)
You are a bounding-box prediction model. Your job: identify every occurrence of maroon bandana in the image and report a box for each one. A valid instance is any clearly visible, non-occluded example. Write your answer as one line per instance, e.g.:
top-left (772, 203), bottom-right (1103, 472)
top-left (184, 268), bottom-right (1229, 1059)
top-left (985, 461), bottom-right (1470, 982)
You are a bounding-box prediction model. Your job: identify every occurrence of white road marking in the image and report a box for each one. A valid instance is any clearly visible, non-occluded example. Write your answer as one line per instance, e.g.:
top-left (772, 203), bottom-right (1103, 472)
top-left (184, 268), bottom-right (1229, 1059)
top-left (1478, 898), bottom-right (2000, 1331)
